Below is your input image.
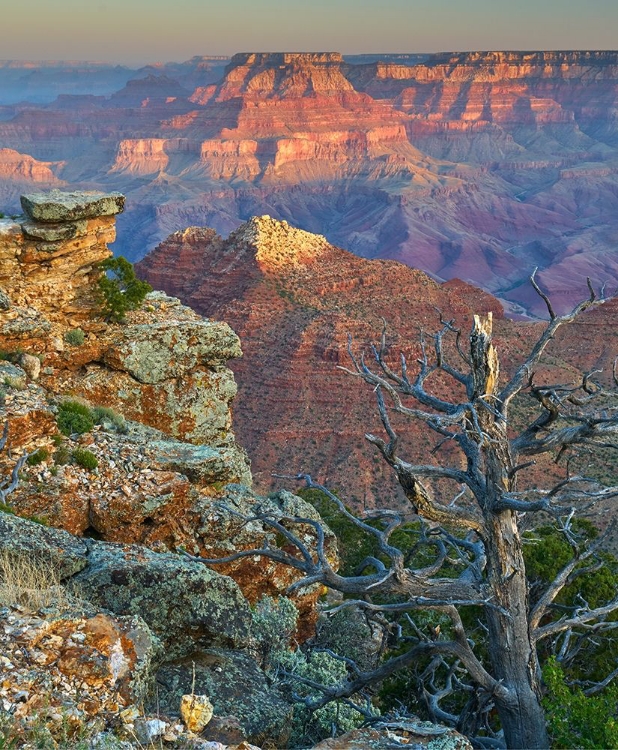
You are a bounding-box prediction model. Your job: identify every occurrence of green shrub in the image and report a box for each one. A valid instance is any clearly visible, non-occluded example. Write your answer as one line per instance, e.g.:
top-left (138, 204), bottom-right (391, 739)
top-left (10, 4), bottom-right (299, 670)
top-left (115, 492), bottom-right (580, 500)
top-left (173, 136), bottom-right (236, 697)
top-left (277, 649), bottom-right (372, 746)
top-left (96, 257), bottom-right (152, 323)
top-left (543, 657), bottom-right (618, 749)
top-left (27, 448), bottom-right (49, 466)
top-left (251, 595), bottom-right (298, 670)
top-left (71, 448), bottom-right (98, 471)
top-left (0, 349), bottom-right (22, 364)
top-left (92, 405), bottom-right (126, 432)
top-left (64, 328), bottom-right (85, 347)
top-left (56, 401), bottom-right (94, 436)
top-left (249, 595), bottom-right (371, 747)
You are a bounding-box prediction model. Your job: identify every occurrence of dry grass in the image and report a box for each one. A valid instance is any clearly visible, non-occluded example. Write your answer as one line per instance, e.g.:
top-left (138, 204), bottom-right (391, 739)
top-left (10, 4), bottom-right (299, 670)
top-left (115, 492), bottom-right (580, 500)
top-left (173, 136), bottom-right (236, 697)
top-left (0, 550), bottom-right (69, 612)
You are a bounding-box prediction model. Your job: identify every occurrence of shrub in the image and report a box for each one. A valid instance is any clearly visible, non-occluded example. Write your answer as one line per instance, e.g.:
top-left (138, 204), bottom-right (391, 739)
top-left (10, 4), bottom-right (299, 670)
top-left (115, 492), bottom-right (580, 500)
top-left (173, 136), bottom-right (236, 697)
top-left (249, 595), bottom-right (371, 747)
top-left (56, 401), bottom-right (94, 436)
top-left (53, 445), bottom-right (70, 466)
top-left (92, 405), bottom-right (126, 432)
top-left (0, 349), bottom-right (22, 364)
top-left (251, 595), bottom-right (298, 670)
top-left (27, 448), bottom-right (49, 466)
top-left (71, 448), bottom-right (98, 471)
top-left (64, 328), bottom-right (85, 347)
top-left (277, 649), bottom-right (372, 746)
top-left (543, 657), bottom-right (618, 749)
top-left (0, 549), bottom-right (68, 612)
top-left (96, 256), bottom-right (152, 323)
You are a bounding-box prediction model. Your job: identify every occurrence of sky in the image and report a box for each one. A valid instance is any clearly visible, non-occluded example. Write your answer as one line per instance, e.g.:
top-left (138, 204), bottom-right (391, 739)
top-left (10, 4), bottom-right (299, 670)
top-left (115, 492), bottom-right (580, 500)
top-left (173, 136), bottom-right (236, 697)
top-left (1, 0), bottom-right (617, 65)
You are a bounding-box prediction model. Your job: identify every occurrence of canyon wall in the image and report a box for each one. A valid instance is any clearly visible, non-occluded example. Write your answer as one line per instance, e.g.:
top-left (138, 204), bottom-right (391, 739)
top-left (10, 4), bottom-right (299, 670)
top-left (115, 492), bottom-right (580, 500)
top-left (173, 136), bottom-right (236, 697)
top-left (1, 50), bottom-right (618, 316)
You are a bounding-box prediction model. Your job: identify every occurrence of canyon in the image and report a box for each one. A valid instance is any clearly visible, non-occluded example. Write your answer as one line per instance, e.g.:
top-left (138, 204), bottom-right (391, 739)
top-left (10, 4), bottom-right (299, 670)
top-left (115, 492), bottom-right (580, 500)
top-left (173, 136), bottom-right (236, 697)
top-left (0, 50), bottom-right (617, 315)
top-left (137, 215), bottom-right (618, 551)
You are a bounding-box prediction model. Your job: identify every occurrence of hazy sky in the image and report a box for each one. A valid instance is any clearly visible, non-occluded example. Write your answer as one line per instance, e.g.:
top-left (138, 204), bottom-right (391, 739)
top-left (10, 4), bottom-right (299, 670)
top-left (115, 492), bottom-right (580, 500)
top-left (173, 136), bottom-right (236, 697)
top-left (1, 0), bottom-right (617, 65)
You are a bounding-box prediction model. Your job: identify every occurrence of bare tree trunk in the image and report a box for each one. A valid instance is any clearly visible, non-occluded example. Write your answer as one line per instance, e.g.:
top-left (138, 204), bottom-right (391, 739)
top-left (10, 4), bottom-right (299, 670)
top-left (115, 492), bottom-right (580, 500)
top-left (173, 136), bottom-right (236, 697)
top-left (485, 513), bottom-right (549, 749)
top-left (473, 317), bottom-right (549, 749)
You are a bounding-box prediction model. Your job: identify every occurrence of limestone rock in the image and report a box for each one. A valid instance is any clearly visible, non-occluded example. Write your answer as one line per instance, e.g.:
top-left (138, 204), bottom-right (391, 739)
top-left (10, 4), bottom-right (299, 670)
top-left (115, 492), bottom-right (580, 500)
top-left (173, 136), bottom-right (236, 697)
top-left (0, 287), bottom-right (10, 310)
top-left (72, 541), bottom-right (252, 658)
top-left (0, 512), bottom-right (89, 580)
top-left (21, 218), bottom-right (88, 242)
top-left (18, 352), bottom-right (41, 380)
top-left (21, 190), bottom-right (125, 223)
top-left (102, 318), bottom-right (242, 384)
top-left (0, 306), bottom-right (51, 343)
top-left (180, 694), bottom-right (214, 733)
top-left (150, 439), bottom-right (251, 487)
top-left (154, 649), bottom-right (291, 745)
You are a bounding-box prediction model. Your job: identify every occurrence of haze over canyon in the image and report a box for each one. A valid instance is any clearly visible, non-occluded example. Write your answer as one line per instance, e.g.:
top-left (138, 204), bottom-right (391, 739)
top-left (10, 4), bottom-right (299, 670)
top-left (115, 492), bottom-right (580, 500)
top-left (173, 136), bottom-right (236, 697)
top-left (2, 50), bottom-right (618, 316)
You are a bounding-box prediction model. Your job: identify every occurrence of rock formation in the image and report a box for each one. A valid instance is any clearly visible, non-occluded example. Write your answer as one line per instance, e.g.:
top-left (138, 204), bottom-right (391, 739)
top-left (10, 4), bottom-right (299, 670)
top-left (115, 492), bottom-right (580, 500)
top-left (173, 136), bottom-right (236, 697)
top-left (1, 50), bottom-right (618, 315)
top-left (137, 215), bottom-right (518, 504)
top-left (137, 213), bottom-right (618, 535)
top-left (0, 190), bottom-right (344, 746)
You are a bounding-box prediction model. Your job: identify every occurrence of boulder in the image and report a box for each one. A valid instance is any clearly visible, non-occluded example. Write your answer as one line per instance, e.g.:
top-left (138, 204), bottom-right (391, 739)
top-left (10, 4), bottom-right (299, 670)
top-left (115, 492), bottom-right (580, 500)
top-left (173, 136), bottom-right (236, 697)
top-left (72, 541), bottom-right (252, 658)
top-left (0, 512), bottom-right (88, 580)
top-left (154, 649), bottom-right (292, 746)
top-left (18, 352), bottom-right (41, 380)
top-left (102, 319), bottom-right (242, 384)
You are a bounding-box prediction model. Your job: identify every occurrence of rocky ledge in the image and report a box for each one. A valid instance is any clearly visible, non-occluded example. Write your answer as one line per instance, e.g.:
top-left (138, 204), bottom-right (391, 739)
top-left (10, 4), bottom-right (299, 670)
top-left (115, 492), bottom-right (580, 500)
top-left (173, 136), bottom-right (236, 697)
top-left (0, 190), bottom-right (465, 749)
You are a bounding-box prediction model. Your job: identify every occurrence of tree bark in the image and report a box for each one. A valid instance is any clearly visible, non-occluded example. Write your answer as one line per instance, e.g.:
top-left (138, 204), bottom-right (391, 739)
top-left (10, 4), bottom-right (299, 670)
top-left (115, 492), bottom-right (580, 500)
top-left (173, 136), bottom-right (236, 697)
top-left (472, 314), bottom-right (549, 749)
top-left (485, 513), bottom-right (549, 749)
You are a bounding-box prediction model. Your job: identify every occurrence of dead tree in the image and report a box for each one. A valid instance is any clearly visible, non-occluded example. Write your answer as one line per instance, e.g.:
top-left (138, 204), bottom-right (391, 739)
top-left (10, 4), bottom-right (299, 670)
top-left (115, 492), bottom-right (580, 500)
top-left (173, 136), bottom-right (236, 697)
top-left (189, 276), bottom-right (618, 750)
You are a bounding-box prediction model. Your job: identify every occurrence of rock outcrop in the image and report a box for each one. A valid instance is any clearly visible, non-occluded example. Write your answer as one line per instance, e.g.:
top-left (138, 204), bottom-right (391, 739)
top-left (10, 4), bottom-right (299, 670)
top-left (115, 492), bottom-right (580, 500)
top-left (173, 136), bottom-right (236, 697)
top-left (0, 189), bottom-right (345, 747)
top-left (137, 215), bottom-right (516, 505)
top-left (0, 514), bottom-right (287, 747)
top-left (0, 191), bottom-right (250, 485)
top-left (0, 191), bottom-right (334, 623)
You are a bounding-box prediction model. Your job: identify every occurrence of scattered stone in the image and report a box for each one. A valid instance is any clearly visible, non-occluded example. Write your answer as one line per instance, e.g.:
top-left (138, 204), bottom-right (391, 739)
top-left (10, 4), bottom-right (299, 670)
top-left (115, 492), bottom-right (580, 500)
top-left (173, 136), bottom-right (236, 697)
top-left (312, 718), bottom-right (473, 749)
top-left (133, 717), bottom-right (168, 744)
top-left (181, 693), bottom-right (214, 733)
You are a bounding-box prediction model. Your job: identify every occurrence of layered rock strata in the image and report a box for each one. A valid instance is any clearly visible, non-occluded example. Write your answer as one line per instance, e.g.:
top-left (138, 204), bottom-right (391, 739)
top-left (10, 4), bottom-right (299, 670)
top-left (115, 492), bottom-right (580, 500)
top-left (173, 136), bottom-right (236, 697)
top-left (138, 215), bottom-right (618, 524)
top-left (2, 50), bottom-right (618, 314)
top-left (0, 190), bottom-right (330, 638)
